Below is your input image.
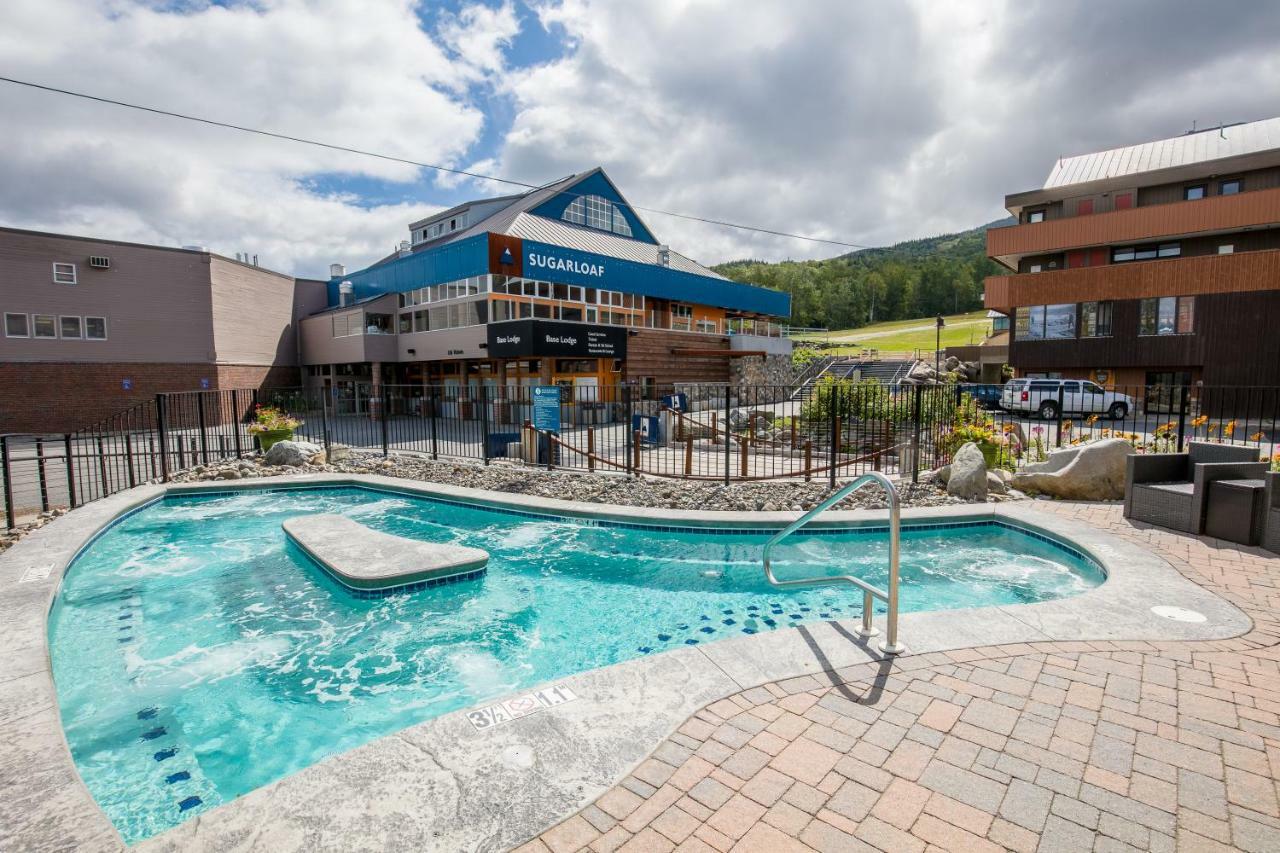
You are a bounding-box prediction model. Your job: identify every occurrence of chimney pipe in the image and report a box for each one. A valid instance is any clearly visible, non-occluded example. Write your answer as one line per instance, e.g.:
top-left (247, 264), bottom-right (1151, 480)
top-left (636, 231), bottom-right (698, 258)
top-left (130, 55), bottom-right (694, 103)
top-left (329, 263), bottom-right (346, 278)
top-left (338, 280), bottom-right (354, 307)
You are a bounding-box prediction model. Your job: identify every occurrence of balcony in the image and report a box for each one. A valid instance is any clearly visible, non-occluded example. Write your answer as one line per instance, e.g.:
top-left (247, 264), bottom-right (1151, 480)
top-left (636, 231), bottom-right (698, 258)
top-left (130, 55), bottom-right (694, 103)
top-left (984, 248), bottom-right (1280, 312)
top-left (987, 186), bottom-right (1280, 264)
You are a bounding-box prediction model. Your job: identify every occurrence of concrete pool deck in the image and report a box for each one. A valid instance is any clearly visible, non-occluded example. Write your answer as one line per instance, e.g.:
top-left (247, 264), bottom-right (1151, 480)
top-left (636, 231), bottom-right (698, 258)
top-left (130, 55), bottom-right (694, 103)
top-left (0, 473), bottom-right (1262, 852)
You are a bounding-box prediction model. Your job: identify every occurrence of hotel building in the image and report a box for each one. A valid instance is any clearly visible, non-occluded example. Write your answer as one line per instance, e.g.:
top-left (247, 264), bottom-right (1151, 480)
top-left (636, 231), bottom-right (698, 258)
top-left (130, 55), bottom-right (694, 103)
top-left (985, 117), bottom-right (1280, 395)
top-left (297, 168), bottom-right (792, 412)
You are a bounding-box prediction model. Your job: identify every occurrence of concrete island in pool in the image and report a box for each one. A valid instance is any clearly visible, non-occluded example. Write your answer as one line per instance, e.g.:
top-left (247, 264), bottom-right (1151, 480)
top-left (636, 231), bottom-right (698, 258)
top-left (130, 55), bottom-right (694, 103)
top-left (0, 473), bottom-right (1251, 852)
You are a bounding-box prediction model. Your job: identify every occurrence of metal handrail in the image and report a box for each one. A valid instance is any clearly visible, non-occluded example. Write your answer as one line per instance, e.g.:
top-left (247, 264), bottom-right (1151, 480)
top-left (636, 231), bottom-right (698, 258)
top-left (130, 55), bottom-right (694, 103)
top-left (761, 471), bottom-right (904, 655)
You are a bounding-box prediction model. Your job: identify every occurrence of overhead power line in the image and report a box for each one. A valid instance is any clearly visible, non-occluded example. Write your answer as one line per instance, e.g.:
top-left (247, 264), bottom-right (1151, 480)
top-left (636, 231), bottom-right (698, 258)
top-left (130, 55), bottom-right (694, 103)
top-left (0, 75), bottom-right (870, 251)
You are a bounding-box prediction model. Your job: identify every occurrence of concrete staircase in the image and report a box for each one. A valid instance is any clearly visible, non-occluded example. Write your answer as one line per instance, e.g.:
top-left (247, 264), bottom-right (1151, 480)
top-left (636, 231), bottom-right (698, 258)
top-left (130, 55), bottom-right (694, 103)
top-left (790, 357), bottom-right (918, 399)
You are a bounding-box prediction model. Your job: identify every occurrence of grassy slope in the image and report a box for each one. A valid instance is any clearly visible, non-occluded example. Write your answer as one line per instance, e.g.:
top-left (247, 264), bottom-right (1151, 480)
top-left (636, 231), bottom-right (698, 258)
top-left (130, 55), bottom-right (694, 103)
top-left (793, 310), bottom-right (990, 354)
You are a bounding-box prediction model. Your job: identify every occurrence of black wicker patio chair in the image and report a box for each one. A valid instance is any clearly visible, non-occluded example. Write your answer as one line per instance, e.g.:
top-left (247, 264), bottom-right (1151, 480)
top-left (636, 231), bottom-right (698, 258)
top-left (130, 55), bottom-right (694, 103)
top-left (1124, 441), bottom-right (1267, 534)
top-left (1264, 471), bottom-right (1280, 555)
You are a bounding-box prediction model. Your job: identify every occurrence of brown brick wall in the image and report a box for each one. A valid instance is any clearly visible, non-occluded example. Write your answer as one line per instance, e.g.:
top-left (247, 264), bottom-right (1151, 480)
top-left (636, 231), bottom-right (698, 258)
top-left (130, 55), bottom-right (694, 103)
top-left (0, 362), bottom-right (303, 434)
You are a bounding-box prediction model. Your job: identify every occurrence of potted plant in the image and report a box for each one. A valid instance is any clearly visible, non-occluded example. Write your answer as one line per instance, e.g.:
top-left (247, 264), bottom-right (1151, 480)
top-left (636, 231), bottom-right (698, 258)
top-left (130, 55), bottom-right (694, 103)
top-left (247, 405), bottom-right (303, 452)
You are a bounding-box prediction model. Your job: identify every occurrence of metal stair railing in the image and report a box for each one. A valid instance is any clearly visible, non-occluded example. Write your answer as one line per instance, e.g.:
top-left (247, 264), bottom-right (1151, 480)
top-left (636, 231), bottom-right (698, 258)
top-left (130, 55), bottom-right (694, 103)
top-left (761, 471), bottom-right (904, 655)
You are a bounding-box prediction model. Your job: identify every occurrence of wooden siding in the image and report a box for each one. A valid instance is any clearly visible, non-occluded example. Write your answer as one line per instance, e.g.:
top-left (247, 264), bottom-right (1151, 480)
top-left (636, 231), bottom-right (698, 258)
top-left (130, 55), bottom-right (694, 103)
top-left (989, 185), bottom-right (1280, 260)
top-left (1009, 291), bottom-right (1280, 386)
top-left (984, 249), bottom-right (1280, 313)
top-left (624, 328), bottom-right (730, 384)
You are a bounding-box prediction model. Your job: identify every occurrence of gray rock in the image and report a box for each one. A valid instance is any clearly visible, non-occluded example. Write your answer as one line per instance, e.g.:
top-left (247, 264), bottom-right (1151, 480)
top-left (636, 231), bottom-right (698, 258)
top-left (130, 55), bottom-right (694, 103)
top-left (1010, 438), bottom-right (1135, 500)
top-left (264, 439), bottom-right (324, 467)
top-left (946, 442), bottom-right (988, 500)
top-left (986, 471), bottom-right (1007, 494)
top-left (216, 469), bottom-right (242, 480)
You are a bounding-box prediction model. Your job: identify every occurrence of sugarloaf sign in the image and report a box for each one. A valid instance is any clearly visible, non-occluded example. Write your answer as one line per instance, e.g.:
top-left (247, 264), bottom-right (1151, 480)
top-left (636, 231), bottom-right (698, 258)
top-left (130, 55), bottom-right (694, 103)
top-left (526, 252), bottom-right (605, 278)
top-left (487, 319), bottom-right (626, 358)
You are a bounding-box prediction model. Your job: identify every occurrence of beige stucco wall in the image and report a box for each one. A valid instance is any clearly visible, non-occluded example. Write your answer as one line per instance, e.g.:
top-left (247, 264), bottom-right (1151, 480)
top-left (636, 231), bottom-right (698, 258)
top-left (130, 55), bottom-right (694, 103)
top-left (209, 258), bottom-right (324, 366)
top-left (0, 228), bottom-right (217, 363)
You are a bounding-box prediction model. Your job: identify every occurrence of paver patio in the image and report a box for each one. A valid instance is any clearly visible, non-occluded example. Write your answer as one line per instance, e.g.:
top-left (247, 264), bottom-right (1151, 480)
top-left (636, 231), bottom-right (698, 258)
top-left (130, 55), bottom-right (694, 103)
top-left (521, 502), bottom-right (1280, 852)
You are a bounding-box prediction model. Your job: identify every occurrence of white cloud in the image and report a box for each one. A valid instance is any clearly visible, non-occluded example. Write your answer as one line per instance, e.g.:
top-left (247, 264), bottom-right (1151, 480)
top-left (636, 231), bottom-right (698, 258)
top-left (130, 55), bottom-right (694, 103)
top-left (496, 0), bottom-right (1280, 265)
top-left (0, 0), bottom-right (513, 275)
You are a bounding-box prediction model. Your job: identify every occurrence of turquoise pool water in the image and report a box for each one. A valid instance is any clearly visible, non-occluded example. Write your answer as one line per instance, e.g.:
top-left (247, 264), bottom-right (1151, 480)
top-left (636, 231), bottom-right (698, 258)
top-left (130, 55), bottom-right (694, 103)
top-left (49, 486), bottom-right (1102, 842)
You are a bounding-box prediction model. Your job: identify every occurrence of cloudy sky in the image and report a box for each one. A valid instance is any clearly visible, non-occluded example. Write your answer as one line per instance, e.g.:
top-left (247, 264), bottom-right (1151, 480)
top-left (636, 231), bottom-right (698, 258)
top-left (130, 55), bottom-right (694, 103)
top-left (1, 0), bottom-right (1278, 277)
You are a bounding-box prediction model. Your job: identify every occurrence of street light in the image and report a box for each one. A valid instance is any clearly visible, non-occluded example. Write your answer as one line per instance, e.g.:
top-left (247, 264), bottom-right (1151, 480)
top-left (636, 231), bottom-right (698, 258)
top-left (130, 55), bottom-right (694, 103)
top-left (935, 315), bottom-right (945, 377)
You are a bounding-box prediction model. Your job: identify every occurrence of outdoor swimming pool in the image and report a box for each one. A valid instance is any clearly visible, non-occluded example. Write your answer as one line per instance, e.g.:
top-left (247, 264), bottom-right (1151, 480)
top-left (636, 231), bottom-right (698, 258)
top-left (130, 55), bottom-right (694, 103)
top-left (48, 485), bottom-right (1104, 842)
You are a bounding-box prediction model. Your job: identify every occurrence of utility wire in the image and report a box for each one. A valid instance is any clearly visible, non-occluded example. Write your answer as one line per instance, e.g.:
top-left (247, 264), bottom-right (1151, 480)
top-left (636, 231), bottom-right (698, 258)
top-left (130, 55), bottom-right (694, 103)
top-left (0, 75), bottom-right (870, 251)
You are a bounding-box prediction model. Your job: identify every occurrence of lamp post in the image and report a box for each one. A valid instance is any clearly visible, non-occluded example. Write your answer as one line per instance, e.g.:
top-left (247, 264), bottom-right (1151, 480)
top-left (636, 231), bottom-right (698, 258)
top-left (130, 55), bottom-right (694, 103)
top-left (935, 315), bottom-right (945, 377)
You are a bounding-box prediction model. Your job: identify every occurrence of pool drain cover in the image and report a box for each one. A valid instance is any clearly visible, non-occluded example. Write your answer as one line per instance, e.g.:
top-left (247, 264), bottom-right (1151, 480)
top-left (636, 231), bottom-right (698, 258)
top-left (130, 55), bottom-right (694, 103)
top-left (1151, 605), bottom-right (1207, 623)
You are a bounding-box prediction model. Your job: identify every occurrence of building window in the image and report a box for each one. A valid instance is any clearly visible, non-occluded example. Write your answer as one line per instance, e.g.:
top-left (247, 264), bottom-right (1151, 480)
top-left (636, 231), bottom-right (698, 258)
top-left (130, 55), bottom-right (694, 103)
top-left (4, 313), bottom-right (29, 337)
top-left (1026, 210), bottom-right (1045, 223)
top-left (1112, 242), bottom-right (1179, 263)
top-left (33, 314), bottom-right (57, 338)
top-left (398, 313), bottom-right (413, 334)
top-left (561, 194), bottom-right (634, 237)
top-left (52, 262), bottom-right (77, 284)
top-left (85, 317), bottom-right (107, 340)
top-left (1080, 302), bottom-right (1113, 337)
top-left (60, 315), bottom-right (82, 339)
top-left (1220, 179), bottom-right (1241, 195)
top-left (671, 304), bottom-right (693, 319)
top-left (1219, 244), bottom-right (1234, 254)
top-left (1184, 185), bottom-right (1206, 200)
top-left (1139, 296), bottom-right (1195, 336)
top-left (1028, 264), bottom-right (1042, 273)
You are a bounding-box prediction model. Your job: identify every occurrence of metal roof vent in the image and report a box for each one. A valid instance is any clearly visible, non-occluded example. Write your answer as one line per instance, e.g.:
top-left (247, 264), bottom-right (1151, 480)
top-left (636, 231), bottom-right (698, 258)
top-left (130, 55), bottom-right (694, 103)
top-left (398, 240), bottom-right (412, 257)
top-left (657, 245), bottom-right (670, 267)
top-left (182, 245), bottom-right (208, 252)
top-left (338, 280), bottom-right (354, 307)
top-left (329, 263), bottom-right (346, 278)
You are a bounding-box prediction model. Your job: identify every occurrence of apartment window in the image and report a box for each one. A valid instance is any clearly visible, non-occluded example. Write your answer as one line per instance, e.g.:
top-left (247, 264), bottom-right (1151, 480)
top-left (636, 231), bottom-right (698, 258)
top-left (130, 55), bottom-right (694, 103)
top-left (1112, 242), bottom-right (1179, 263)
top-left (1080, 302), bottom-right (1113, 337)
top-left (52, 262), bottom-right (77, 284)
top-left (1027, 210), bottom-right (1045, 223)
top-left (1218, 244), bottom-right (1234, 254)
top-left (1220, 179), bottom-right (1242, 195)
top-left (4, 313), bottom-right (29, 337)
top-left (60, 315), bottom-right (82, 339)
top-left (85, 317), bottom-right (107, 340)
top-left (1139, 296), bottom-right (1195, 336)
top-left (1184, 184), bottom-right (1206, 200)
top-left (33, 314), bottom-right (57, 338)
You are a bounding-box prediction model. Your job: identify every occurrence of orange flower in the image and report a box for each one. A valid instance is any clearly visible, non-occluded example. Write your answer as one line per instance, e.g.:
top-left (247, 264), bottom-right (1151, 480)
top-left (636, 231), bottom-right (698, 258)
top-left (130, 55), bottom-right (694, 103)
top-left (1223, 420), bottom-right (1237, 436)
top-left (1191, 415), bottom-right (1208, 427)
top-left (1251, 431), bottom-right (1266, 441)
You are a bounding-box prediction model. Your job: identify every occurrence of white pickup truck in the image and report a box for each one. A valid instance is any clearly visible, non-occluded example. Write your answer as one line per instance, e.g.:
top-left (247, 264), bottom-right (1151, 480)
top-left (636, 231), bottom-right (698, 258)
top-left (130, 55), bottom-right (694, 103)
top-left (1001, 379), bottom-right (1135, 420)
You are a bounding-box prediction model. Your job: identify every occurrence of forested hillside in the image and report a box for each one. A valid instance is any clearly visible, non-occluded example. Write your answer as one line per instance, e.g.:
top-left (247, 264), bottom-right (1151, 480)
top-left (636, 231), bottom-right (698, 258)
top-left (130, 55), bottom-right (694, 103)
top-left (714, 218), bottom-right (1012, 329)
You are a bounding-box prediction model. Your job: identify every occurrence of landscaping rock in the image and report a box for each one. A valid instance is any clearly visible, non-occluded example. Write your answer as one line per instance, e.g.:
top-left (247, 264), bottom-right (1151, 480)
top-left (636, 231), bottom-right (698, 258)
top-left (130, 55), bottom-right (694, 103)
top-left (264, 440), bottom-right (324, 467)
top-left (986, 470), bottom-right (1007, 494)
top-left (1010, 438), bottom-right (1134, 500)
top-left (947, 442), bottom-right (988, 500)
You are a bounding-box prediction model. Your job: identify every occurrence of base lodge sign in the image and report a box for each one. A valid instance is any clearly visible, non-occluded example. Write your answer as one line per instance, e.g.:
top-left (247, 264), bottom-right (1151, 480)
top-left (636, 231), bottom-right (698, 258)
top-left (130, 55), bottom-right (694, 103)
top-left (487, 319), bottom-right (627, 359)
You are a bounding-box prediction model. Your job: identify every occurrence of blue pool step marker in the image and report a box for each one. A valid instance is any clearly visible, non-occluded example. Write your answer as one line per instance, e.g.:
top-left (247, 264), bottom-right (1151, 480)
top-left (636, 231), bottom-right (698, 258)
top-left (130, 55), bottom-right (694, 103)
top-left (178, 796), bottom-right (203, 812)
top-left (154, 748), bottom-right (177, 762)
top-left (141, 727), bottom-right (167, 741)
top-left (165, 771), bottom-right (190, 784)
top-left (137, 708), bottom-right (158, 720)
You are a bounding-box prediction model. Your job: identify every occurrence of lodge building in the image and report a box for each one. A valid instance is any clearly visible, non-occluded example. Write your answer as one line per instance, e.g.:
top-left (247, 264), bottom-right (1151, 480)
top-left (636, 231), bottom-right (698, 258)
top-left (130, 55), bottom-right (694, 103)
top-left (985, 116), bottom-right (1280, 393)
top-left (296, 168), bottom-right (793, 413)
top-left (0, 169), bottom-right (791, 433)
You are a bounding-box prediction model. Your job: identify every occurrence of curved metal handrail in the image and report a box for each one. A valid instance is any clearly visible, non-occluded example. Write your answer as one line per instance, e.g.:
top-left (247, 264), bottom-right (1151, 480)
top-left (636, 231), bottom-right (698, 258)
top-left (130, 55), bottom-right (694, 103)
top-left (762, 471), bottom-right (903, 655)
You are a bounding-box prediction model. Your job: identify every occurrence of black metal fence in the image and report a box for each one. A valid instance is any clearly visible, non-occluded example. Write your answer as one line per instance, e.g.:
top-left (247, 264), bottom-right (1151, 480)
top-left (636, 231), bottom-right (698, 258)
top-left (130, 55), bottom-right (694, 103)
top-left (3, 380), bottom-right (1278, 530)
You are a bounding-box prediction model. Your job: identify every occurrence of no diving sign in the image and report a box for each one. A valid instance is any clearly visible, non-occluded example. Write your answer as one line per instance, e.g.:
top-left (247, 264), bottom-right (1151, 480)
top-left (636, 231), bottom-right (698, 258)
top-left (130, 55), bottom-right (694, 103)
top-left (466, 684), bottom-right (578, 731)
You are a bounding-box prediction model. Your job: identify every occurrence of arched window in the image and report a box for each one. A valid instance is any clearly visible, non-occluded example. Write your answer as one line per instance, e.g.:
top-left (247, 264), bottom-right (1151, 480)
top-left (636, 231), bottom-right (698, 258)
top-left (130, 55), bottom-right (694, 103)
top-left (562, 194), bottom-right (633, 237)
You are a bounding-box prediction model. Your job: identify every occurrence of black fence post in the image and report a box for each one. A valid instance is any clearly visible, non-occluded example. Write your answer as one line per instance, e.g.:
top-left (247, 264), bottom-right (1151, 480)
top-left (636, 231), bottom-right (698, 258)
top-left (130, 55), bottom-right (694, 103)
top-left (380, 386), bottom-right (390, 458)
top-left (1176, 384), bottom-right (1189, 452)
top-left (319, 388), bottom-right (332, 462)
top-left (1, 436), bottom-right (14, 531)
top-left (196, 392), bottom-right (209, 464)
top-left (64, 434), bottom-right (77, 507)
top-left (156, 394), bottom-right (171, 482)
top-left (96, 436), bottom-right (109, 495)
top-left (911, 385), bottom-right (923, 483)
top-left (125, 434), bottom-right (136, 489)
top-left (232, 389), bottom-right (244, 458)
top-left (35, 438), bottom-right (49, 513)
top-left (480, 384), bottom-right (491, 466)
top-left (429, 387), bottom-right (440, 461)
top-left (723, 384), bottom-right (732, 486)
top-left (829, 383), bottom-right (838, 490)
top-left (251, 388), bottom-right (261, 453)
top-left (1055, 384), bottom-right (1066, 448)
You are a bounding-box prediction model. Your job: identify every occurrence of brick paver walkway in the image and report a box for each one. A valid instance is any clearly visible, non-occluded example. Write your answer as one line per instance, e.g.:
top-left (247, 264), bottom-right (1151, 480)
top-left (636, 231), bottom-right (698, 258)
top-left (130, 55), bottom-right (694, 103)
top-left (518, 503), bottom-right (1280, 852)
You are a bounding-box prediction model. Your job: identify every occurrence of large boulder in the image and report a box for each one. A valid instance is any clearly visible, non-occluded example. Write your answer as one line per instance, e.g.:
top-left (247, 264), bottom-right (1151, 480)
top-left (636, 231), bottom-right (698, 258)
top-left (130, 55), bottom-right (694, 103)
top-left (1010, 438), bottom-right (1135, 500)
top-left (264, 439), bottom-right (324, 467)
top-left (947, 442), bottom-right (988, 500)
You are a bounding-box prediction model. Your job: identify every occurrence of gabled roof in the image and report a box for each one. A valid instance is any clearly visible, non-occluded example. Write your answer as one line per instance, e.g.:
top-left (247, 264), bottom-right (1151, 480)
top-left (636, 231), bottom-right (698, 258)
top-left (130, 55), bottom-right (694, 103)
top-left (401, 167), bottom-right (726, 279)
top-left (1044, 117), bottom-right (1280, 189)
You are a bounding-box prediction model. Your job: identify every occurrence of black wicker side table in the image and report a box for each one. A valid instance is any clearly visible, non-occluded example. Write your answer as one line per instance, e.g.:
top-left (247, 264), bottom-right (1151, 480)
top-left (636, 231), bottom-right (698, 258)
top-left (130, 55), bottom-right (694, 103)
top-left (1205, 479), bottom-right (1267, 545)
